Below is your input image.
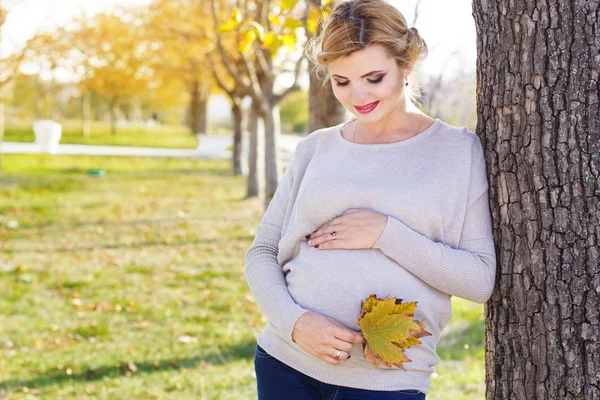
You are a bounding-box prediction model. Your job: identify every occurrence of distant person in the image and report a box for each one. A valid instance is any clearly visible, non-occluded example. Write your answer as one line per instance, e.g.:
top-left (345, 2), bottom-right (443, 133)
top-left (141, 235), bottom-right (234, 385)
top-left (244, 0), bottom-right (496, 399)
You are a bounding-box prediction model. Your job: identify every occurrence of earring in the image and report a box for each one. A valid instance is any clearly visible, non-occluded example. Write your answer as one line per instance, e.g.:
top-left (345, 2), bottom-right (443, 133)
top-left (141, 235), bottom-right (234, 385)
top-left (405, 80), bottom-right (408, 87)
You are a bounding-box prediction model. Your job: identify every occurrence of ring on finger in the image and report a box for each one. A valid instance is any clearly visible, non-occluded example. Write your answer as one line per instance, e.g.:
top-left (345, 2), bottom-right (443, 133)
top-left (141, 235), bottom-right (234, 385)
top-left (332, 349), bottom-right (341, 359)
top-left (330, 231), bottom-right (337, 239)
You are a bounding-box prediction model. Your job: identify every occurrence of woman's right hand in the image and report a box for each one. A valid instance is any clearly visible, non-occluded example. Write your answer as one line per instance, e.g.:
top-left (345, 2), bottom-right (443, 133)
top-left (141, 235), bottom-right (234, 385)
top-left (291, 311), bottom-right (365, 365)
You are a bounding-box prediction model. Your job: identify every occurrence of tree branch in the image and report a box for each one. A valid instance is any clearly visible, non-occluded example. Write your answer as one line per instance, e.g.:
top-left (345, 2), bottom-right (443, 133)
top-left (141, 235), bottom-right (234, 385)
top-left (210, 0), bottom-right (260, 100)
top-left (411, 0), bottom-right (422, 26)
top-left (273, 53), bottom-right (305, 104)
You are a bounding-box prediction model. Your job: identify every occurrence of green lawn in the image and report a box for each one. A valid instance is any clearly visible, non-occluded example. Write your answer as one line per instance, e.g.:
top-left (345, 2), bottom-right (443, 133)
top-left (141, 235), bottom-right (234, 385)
top-left (0, 154), bottom-right (486, 399)
top-left (3, 120), bottom-right (198, 149)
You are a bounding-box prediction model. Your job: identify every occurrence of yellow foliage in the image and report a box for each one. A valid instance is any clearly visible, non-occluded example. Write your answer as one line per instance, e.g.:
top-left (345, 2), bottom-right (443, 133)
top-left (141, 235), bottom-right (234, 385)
top-left (268, 12), bottom-right (281, 26)
top-left (282, 33), bottom-right (297, 52)
top-left (238, 30), bottom-right (257, 54)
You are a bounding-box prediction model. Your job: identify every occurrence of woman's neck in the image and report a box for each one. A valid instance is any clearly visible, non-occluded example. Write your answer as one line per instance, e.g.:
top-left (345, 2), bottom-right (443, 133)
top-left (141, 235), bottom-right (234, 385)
top-left (356, 101), bottom-right (423, 141)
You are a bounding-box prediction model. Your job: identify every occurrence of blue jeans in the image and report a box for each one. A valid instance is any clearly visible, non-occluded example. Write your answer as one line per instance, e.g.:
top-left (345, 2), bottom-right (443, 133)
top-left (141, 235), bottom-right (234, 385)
top-left (254, 344), bottom-right (427, 400)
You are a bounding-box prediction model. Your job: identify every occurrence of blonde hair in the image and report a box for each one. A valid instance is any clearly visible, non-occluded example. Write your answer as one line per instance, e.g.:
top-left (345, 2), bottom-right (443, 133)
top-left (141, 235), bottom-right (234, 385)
top-left (305, 0), bottom-right (428, 105)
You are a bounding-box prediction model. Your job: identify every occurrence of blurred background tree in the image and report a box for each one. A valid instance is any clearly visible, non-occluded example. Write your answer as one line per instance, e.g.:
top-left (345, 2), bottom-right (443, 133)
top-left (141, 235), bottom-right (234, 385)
top-left (0, 0), bottom-right (478, 194)
top-left (0, 0), bottom-right (26, 169)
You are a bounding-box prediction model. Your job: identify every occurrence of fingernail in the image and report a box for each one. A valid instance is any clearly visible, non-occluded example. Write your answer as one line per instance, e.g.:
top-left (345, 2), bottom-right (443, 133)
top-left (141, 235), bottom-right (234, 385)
top-left (305, 234), bottom-right (311, 239)
top-left (347, 355), bottom-right (351, 359)
top-left (315, 244), bottom-right (319, 248)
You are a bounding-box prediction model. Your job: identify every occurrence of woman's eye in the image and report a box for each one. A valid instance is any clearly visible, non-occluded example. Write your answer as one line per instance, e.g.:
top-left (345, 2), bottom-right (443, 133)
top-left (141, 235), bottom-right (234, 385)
top-left (367, 76), bottom-right (384, 84)
top-left (335, 76), bottom-right (384, 87)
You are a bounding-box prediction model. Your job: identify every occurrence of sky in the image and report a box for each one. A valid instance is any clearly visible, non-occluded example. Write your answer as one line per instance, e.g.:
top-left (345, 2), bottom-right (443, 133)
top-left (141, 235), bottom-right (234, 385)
top-left (0, 0), bottom-right (151, 57)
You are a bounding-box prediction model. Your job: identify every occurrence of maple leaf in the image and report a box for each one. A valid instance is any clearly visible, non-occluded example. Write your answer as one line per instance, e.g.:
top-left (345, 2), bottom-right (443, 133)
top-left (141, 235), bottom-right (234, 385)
top-left (358, 294), bottom-right (432, 369)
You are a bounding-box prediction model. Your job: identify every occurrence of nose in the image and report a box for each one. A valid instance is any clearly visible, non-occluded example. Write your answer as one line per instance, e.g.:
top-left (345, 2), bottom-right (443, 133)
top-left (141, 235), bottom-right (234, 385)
top-left (351, 88), bottom-right (369, 104)
top-left (348, 81), bottom-right (369, 99)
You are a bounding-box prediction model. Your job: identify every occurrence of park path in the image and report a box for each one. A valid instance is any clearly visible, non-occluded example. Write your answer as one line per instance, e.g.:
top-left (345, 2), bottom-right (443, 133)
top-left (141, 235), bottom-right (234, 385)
top-left (0, 132), bottom-right (303, 161)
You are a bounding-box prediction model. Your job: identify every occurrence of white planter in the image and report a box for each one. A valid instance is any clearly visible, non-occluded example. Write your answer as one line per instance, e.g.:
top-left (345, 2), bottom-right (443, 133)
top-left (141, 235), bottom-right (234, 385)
top-left (33, 120), bottom-right (62, 154)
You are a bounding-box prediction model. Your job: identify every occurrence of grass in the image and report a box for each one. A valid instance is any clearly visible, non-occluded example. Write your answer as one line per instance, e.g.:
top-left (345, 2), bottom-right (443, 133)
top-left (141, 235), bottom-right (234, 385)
top-left (0, 154), bottom-right (486, 399)
top-left (3, 120), bottom-right (198, 149)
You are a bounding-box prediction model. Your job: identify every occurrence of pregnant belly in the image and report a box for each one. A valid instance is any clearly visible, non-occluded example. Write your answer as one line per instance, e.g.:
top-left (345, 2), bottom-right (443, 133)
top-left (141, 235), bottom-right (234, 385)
top-left (283, 241), bottom-right (446, 333)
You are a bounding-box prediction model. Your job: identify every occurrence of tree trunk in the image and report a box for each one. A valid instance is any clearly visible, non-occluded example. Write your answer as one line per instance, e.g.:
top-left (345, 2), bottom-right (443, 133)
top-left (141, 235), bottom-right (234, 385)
top-left (109, 96), bottom-right (118, 136)
top-left (51, 99), bottom-right (61, 122)
top-left (129, 97), bottom-right (142, 123)
top-left (50, 80), bottom-right (61, 123)
top-left (189, 80), bottom-right (208, 135)
top-left (35, 76), bottom-right (43, 120)
top-left (307, 0), bottom-right (346, 133)
top-left (246, 101), bottom-right (262, 198)
top-left (262, 102), bottom-right (282, 209)
top-left (82, 91), bottom-right (91, 138)
top-left (231, 99), bottom-right (244, 176)
top-left (474, 1), bottom-right (600, 399)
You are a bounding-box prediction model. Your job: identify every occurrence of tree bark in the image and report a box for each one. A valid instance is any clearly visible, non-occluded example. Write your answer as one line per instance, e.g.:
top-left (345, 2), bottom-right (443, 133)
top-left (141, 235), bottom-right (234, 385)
top-left (35, 75), bottom-right (43, 120)
top-left (231, 99), bottom-right (244, 176)
top-left (109, 96), bottom-right (118, 136)
top-left (82, 91), bottom-right (91, 138)
top-left (262, 102), bottom-right (282, 209)
top-left (246, 101), bottom-right (262, 198)
top-left (474, 1), bottom-right (600, 399)
top-left (189, 79), bottom-right (208, 135)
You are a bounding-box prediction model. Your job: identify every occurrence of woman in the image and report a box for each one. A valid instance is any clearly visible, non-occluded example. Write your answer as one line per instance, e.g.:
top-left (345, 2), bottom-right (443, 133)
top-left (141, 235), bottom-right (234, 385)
top-left (244, 0), bottom-right (497, 398)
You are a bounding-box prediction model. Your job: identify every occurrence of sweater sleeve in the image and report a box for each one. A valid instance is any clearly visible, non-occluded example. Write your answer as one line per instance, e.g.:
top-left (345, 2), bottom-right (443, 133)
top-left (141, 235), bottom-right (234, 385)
top-left (372, 135), bottom-right (497, 303)
top-left (244, 150), bottom-right (311, 342)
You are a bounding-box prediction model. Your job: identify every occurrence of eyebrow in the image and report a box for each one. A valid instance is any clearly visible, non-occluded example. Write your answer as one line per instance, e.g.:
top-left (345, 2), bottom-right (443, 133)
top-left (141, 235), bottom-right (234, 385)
top-left (331, 70), bottom-right (385, 79)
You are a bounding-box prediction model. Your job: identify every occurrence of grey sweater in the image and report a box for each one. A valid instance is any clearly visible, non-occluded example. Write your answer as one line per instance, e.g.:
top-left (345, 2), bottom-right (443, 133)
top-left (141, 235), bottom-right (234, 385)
top-left (244, 118), bottom-right (497, 393)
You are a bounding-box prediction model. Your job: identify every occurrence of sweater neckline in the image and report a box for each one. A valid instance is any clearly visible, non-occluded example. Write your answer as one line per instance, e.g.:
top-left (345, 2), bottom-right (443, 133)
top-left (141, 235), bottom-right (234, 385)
top-left (336, 117), bottom-right (441, 148)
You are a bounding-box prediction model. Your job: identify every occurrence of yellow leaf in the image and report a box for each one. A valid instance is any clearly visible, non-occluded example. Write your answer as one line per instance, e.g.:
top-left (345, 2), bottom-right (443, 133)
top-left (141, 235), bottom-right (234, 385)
top-left (357, 294), bottom-right (432, 370)
top-left (307, 7), bottom-right (320, 34)
top-left (282, 33), bottom-right (296, 52)
top-left (262, 32), bottom-right (277, 47)
top-left (280, 0), bottom-right (297, 12)
top-left (216, 19), bottom-right (240, 33)
top-left (284, 18), bottom-right (303, 30)
top-left (238, 30), bottom-right (257, 53)
top-left (268, 12), bottom-right (281, 26)
top-left (261, 33), bottom-right (281, 59)
top-left (217, 9), bottom-right (242, 33)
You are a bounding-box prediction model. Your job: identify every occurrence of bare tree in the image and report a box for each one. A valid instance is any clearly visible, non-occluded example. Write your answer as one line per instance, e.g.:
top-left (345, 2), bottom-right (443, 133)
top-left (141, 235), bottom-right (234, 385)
top-left (211, 0), bottom-right (303, 208)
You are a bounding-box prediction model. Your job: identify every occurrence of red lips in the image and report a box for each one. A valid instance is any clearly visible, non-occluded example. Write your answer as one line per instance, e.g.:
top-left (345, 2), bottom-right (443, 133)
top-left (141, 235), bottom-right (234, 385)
top-left (354, 101), bottom-right (380, 114)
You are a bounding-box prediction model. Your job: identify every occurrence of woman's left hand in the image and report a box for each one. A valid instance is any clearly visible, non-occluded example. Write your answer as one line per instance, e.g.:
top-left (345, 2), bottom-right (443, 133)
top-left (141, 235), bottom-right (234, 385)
top-left (305, 209), bottom-right (388, 250)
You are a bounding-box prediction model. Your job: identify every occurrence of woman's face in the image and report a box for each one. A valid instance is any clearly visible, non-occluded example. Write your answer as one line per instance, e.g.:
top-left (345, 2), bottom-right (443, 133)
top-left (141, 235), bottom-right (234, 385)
top-left (329, 44), bottom-right (408, 121)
